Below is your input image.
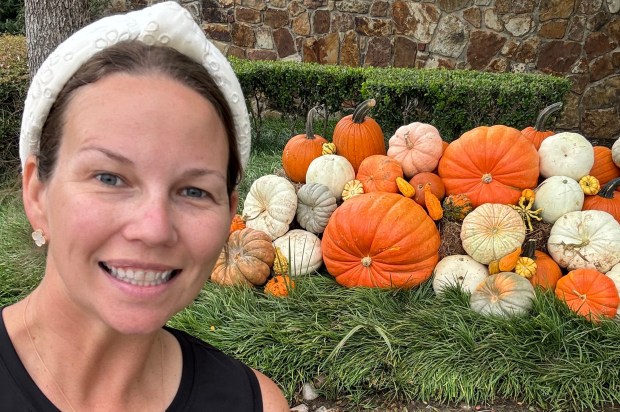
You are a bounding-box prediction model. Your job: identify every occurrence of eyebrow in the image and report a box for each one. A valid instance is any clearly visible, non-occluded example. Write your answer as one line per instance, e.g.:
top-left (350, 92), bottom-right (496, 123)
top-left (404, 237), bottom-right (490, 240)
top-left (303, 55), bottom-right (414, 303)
top-left (78, 145), bottom-right (226, 180)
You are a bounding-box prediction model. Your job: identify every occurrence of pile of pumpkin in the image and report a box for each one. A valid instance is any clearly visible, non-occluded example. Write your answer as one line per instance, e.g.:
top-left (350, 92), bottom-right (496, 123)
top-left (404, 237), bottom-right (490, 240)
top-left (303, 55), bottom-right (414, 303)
top-left (212, 100), bottom-right (620, 323)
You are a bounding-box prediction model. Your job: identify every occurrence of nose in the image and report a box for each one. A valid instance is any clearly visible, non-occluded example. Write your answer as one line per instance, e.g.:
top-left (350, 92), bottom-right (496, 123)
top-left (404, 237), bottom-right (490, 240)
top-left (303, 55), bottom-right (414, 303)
top-left (123, 192), bottom-right (178, 247)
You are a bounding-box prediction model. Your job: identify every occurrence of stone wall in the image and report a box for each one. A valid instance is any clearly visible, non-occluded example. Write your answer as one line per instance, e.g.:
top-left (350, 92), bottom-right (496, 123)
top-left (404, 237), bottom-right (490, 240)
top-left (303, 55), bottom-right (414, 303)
top-left (140, 0), bottom-right (619, 141)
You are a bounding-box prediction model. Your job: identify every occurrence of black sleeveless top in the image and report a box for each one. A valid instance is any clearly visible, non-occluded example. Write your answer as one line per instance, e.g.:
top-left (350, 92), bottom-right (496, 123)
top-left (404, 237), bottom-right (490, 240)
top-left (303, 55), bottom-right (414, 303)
top-left (0, 308), bottom-right (262, 411)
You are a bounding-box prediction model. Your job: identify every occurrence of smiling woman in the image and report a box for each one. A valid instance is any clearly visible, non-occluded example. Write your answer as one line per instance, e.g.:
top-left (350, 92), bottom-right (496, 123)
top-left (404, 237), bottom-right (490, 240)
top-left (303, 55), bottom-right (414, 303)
top-left (0, 2), bottom-right (289, 411)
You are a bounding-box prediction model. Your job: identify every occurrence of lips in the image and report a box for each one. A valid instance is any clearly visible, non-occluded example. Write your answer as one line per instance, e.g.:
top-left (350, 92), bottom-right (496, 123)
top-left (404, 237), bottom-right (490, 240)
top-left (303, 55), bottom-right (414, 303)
top-left (100, 262), bottom-right (180, 286)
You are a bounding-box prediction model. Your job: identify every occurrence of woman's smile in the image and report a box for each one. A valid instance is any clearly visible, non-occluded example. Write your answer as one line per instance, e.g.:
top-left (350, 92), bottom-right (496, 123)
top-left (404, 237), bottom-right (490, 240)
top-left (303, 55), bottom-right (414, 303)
top-left (99, 262), bottom-right (180, 287)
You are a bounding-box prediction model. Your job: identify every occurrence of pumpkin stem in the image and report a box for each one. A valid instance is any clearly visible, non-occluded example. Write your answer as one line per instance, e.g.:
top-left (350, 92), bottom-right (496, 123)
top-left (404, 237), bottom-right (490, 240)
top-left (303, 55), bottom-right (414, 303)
top-left (522, 239), bottom-right (537, 260)
top-left (404, 131), bottom-right (414, 149)
top-left (572, 288), bottom-right (587, 301)
top-left (482, 173), bottom-right (493, 184)
top-left (352, 99), bottom-right (376, 124)
top-left (596, 177), bottom-right (620, 199)
top-left (534, 102), bottom-right (563, 131)
top-left (305, 106), bottom-right (320, 139)
top-left (361, 256), bottom-right (372, 267)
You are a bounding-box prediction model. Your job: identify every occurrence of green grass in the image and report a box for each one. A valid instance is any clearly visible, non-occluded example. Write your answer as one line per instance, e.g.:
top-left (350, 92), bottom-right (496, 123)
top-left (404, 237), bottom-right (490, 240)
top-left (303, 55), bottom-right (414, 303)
top-left (2, 117), bottom-right (620, 411)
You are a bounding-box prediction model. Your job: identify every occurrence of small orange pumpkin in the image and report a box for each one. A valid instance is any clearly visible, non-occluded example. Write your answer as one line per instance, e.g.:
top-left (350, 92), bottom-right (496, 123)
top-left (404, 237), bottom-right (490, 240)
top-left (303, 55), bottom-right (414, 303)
top-left (281, 106), bottom-right (328, 183)
top-left (582, 177), bottom-right (620, 223)
top-left (555, 268), bottom-right (619, 322)
top-left (264, 275), bottom-right (296, 297)
top-left (229, 214), bottom-right (246, 234)
top-left (410, 172), bottom-right (445, 207)
top-left (529, 250), bottom-right (563, 291)
top-left (589, 146), bottom-right (620, 187)
top-left (332, 99), bottom-right (386, 173)
top-left (356, 155), bottom-right (404, 193)
top-left (520, 102), bottom-right (563, 150)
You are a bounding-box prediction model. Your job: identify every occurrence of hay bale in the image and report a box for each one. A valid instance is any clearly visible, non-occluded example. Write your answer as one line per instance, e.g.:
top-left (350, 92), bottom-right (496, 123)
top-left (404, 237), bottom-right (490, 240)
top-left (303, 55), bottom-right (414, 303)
top-left (438, 218), bottom-right (466, 260)
top-left (524, 219), bottom-right (553, 255)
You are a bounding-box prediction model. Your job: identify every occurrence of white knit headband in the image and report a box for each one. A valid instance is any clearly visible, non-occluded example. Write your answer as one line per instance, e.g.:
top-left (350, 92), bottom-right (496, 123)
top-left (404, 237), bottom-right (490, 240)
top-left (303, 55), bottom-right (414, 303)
top-left (19, 1), bottom-right (251, 169)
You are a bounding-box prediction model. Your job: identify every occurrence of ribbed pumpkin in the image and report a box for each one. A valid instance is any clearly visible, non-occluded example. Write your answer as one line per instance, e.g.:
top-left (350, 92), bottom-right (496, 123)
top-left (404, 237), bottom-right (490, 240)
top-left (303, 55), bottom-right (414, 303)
top-left (461, 203), bottom-right (526, 265)
top-left (243, 175), bottom-right (297, 240)
top-left (211, 228), bottom-right (276, 287)
top-left (582, 177), bottom-right (620, 223)
top-left (409, 172), bottom-right (445, 207)
top-left (281, 106), bottom-right (328, 183)
top-left (306, 154), bottom-right (355, 202)
top-left (387, 122), bottom-right (444, 179)
top-left (437, 125), bottom-right (539, 207)
top-left (589, 146), bottom-right (620, 187)
top-left (332, 99), bottom-right (386, 173)
top-left (520, 102), bottom-right (563, 150)
top-left (432, 254), bottom-right (488, 295)
top-left (555, 268), bottom-right (619, 322)
top-left (273, 229), bottom-right (323, 276)
top-left (295, 183), bottom-right (337, 234)
top-left (322, 192), bottom-right (440, 288)
top-left (356, 155), bottom-right (403, 193)
top-left (470, 272), bottom-right (536, 317)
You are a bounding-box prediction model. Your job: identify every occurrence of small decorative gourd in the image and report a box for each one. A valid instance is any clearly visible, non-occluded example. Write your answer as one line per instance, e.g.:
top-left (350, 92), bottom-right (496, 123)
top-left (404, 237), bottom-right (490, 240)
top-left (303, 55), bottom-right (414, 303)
top-left (229, 214), bottom-right (246, 234)
top-left (211, 228), bottom-right (276, 287)
top-left (396, 177), bottom-right (415, 198)
top-left (424, 183), bottom-right (443, 220)
top-left (538, 132), bottom-right (594, 181)
top-left (281, 106), bottom-right (328, 183)
top-left (555, 268), bottom-right (619, 322)
top-left (295, 183), bottom-right (337, 234)
top-left (533, 176), bottom-right (584, 224)
top-left (488, 247), bottom-right (522, 275)
top-left (387, 122), bottom-right (444, 179)
top-left (547, 210), bottom-right (620, 273)
top-left (342, 179), bottom-right (364, 201)
top-left (432, 255), bottom-right (488, 294)
top-left (470, 272), bottom-right (536, 317)
top-left (243, 175), bottom-right (297, 240)
top-left (579, 175), bottom-right (600, 195)
top-left (514, 240), bottom-right (537, 279)
top-left (322, 142), bottom-right (337, 155)
top-left (273, 229), bottom-right (323, 276)
top-left (461, 203), bottom-right (526, 265)
top-left (442, 194), bottom-right (473, 221)
top-left (273, 247), bottom-right (289, 276)
top-left (264, 275), bottom-right (295, 297)
top-left (306, 154), bottom-right (355, 202)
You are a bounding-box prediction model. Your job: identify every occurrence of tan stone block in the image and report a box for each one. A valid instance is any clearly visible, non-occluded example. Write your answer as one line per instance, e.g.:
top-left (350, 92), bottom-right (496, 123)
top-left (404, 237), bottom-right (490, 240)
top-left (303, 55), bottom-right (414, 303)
top-left (466, 30), bottom-right (506, 70)
top-left (536, 40), bottom-right (581, 74)
top-left (540, 0), bottom-right (576, 21)
top-left (582, 108), bottom-right (620, 139)
top-left (539, 19), bottom-right (567, 39)
top-left (292, 12), bottom-right (311, 35)
top-left (354, 16), bottom-right (392, 37)
top-left (463, 7), bottom-right (481, 28)
top-left (341, 30), bottom-right (361, 66)
top-left (394, 36), bottom-right (417, 67)
top-left (264, 8), bottom-right (289, 28)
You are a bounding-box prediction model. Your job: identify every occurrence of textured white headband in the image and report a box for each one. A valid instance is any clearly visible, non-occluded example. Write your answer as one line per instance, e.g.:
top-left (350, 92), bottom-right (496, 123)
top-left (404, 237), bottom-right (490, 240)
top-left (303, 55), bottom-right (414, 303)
top-left (19, 1), bottom-right (251, 169)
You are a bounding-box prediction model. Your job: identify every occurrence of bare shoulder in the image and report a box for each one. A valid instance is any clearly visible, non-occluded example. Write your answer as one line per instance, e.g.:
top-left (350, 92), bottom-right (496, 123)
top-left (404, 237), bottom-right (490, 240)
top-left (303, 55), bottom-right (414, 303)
top-left (252, 368), bottom-right (290, 412)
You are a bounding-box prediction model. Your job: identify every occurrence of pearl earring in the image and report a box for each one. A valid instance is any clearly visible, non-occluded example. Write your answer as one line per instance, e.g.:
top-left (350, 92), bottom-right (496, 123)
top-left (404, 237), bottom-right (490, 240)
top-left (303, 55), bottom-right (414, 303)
top-left (32, 229), bottom-right (47, 247)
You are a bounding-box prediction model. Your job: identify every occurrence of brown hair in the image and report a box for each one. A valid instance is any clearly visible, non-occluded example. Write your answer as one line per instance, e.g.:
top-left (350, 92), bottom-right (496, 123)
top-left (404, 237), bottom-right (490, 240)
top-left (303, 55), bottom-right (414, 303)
top-left (38, 41), bottom-right (242, 196)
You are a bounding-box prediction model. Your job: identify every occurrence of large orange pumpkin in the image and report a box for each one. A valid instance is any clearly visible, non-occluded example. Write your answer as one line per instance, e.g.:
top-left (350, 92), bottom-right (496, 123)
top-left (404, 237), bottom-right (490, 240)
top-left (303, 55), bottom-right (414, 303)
top-left (520, 102), bottom-right (562, 150)
top-left (332, 99), bottom-right (386, 173)
top-left (438, 125), bottom-right (539, 207)
top-left (555, 268), bottom-right (619, 322)
top-left (582, 177), bottom-right (620, 223)
top-left (529, 250), bottom-right (563, 291)
top-left (322, 192), bottom-right (440, 288)
top-left (356, 155), bottom-right (403, 193)
top-left (589, 146), bottom-right (620, 187)
top-left (281, 106), bottom-right (328, 183)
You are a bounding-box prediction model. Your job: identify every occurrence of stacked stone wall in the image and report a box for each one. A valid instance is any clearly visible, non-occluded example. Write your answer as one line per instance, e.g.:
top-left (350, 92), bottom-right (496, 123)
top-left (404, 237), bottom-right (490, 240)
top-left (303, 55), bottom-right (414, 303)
top-left (142, 0), bottom-right (619, 141)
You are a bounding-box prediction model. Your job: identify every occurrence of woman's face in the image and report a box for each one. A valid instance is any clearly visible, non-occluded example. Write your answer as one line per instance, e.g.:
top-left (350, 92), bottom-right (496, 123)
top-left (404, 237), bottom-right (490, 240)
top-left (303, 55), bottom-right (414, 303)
top-left (24, 72), bottom-right (236, 334)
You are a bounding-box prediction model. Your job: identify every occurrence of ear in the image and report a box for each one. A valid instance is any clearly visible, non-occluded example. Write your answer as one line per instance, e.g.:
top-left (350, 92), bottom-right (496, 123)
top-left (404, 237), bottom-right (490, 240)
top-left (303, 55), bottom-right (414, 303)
top-left (22, 155), bottom-right (49, 235)
top-left (229, 190), bottom-right (239, 220)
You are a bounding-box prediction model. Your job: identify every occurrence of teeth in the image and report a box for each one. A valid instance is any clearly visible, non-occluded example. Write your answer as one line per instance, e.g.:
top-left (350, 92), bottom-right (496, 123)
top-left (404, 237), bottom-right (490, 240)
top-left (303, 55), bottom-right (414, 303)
top-left (106, 265), bottom-right (173, 287)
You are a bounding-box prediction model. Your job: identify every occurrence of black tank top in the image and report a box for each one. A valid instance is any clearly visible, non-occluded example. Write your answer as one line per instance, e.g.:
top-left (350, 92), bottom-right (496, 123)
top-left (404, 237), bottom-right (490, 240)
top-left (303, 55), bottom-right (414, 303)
top-left (0, 309), bottom-right (263, 411)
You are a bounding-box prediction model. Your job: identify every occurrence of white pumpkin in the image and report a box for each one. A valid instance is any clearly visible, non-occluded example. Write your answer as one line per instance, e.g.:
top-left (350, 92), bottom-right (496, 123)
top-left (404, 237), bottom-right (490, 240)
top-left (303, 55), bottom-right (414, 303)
top-left (432, 255), bottom-right (488, 295)
top-left (306, 154), bottom-right (355, 201)
top-left (607, 263), bottom-right (620, 319)
top-left (243, 175), bottom-right (297, 240)
top-left (538, 132), bottom-right (594, 181)
top-left (533, 176), bottom-right (584, 224)
top-left (547, 210), bottom-right (620, 273)
top-left (296, 183), bottom-right (337, 234)
top-left (470, 272), bottom-right (536, 317)
top-left (460, 203), bottom-right (526, 265)
top-left (273, 229), bottom-right (323, 276)
top-left (613, 138), bottom-right (620, 168)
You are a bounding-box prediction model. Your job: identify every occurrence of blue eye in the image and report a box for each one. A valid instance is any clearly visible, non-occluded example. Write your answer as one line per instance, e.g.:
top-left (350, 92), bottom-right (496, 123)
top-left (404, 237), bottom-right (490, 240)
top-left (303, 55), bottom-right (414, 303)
top-left (182, 187), bottom-right (208, 198)
top-left (96, 173), bottom-right (121, 186)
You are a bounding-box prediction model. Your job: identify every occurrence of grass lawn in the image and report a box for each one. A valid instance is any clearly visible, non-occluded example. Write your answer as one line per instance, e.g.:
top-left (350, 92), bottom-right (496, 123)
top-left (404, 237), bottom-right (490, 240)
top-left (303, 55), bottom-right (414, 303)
top-left (1, 118), bottom-right (620, 411)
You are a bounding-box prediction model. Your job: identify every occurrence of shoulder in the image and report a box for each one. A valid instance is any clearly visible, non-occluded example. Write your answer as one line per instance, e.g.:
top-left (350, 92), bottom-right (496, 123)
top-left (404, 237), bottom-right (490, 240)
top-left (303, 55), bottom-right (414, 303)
top-left (252, 369), bottom-right (290, 412)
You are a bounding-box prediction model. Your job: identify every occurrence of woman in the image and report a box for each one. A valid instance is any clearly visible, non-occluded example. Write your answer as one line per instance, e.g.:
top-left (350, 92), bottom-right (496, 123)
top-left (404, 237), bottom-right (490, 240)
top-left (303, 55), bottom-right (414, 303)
top-left (0, 2), bottom-right (289, 411)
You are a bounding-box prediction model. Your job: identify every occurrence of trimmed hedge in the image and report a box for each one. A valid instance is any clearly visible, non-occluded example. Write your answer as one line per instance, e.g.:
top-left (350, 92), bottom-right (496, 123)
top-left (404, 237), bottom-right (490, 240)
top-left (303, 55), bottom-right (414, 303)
top-left (0, 34), bottom-right (28, 179)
